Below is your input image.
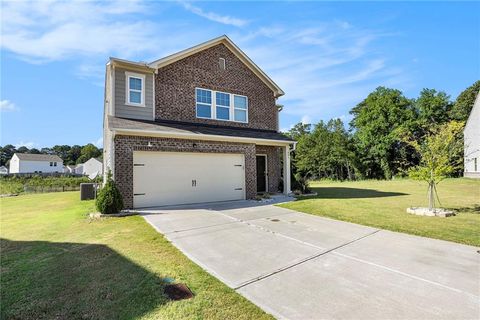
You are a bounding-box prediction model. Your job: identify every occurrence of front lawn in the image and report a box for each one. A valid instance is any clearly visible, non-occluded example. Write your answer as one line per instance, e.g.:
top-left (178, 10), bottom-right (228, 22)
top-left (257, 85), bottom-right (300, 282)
top-left (280, 178), bottom-right (480, 246)
top-left (0, 192), bottom-right (272, 320)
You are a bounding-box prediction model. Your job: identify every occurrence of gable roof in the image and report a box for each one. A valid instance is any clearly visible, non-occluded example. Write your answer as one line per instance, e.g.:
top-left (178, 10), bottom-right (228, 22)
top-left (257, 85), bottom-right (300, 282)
top-left (148, 35), bottom-right (285, 98)
top-left (84, 157), bottom-right (103, 164)
top-left (464, 90), bottom-right (480, 131)
top-left (14, 153), bottom-right (63, 162)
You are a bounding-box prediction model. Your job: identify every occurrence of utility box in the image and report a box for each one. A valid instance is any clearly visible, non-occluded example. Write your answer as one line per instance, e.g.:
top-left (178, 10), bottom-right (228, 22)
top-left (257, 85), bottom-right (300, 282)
top-left (80, 183), bottom-right (96, 200)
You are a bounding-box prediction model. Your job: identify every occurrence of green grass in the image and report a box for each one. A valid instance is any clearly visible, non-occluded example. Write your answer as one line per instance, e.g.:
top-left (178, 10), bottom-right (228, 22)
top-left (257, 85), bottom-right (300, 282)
top-left (280, 178), bottom-right (480, 246)
top-left (0, 192), bottom-right (273, 320)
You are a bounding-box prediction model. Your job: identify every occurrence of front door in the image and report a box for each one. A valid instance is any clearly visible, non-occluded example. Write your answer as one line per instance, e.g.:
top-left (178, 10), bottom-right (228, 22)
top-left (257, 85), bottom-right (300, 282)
top-left (256, 155), bottom-right (267, 193)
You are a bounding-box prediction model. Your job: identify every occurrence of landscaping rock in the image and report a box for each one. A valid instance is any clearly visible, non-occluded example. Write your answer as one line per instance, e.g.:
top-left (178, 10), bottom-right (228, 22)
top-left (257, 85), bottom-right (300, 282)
top-left (0, 194), bottom-right (19, 198)
top-left (406, 207), bottom-right (455, 217)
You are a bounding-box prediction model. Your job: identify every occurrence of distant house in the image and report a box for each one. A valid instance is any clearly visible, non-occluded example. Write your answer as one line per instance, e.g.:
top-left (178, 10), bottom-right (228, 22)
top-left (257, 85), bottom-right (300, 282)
top-left (9, 153), bottom-right (63, 174)
top-left (464, 92), bottom-right (480, 178)
top-left (64, 165), bottom-right (76, 174)
top-left (0, 166), bottom-right (8, 175)
top-left (82, 158), bottom-right (103, 178)
top-left (75, 164), bottom-right (84, 175)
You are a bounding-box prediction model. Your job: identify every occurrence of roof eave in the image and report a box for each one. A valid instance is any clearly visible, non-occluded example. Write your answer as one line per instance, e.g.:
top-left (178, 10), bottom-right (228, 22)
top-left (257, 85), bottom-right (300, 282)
top-left (111, 127), bottom-right (294, 146)
top-left (109, 57), bottom-right (155, 73)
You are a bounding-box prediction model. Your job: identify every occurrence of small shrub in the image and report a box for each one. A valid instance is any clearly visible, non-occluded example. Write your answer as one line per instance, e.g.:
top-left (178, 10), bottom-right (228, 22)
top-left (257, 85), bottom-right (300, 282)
top-left (95, 172), bottom-right (123, 214)
top-left (292, 172), bottom-right (311, 194)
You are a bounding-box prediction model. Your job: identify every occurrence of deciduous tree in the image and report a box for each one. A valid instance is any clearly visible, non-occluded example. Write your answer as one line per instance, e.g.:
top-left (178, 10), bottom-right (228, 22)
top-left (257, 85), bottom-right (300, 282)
top-left (450, 80), bottom-right (480, 121)
top-left (405, 121), bottom-right (464, 210)
top-left (350, 87), bottom-right (415, 179)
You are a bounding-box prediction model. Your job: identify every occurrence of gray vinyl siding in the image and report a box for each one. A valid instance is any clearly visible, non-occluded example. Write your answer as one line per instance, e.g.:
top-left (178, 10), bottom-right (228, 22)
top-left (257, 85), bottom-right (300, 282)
top-left (114, 67), bottom-right (154, 120)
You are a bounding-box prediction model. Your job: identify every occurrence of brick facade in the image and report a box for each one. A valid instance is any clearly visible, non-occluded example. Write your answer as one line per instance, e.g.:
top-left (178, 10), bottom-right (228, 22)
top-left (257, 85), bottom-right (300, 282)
top-left (114, 135), bottom-right (259, 209)
top-left (155, 44), bottom-right (278, 131)
top-left (256, 145), bottom-right (282, 193)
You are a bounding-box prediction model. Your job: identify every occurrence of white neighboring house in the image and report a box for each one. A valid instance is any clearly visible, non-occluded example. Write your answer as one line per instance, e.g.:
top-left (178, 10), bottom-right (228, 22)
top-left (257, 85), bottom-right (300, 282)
top-left (82, 158), bottom-right (103, 178)
top-left (63, 165), bottom-right (75, 174)
top-left (9, 153), bottom-right (63, 173)
top-left (464, 91), bottom-right (480, 178)
top-left (75, 164), bottom-right (84, 175)
top-left (0, 166), bottom-right (8, 175)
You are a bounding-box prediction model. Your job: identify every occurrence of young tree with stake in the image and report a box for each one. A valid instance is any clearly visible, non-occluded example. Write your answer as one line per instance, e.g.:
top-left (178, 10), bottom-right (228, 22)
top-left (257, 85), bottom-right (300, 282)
top-left (405, 121), bottom-right (464, 211)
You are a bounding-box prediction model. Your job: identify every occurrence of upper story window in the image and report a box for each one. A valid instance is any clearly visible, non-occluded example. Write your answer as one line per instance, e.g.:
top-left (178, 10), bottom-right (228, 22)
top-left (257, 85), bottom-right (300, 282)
top-left (126, 72), bottom-right (145, 106)
top-left (216, 92), bottom-right (230, 120)
top-left (196, 88), bottom-right (212, 118)
top-left (196, 88), bottom-right (248, 123)
top-left (233, 95), bottom-right (247, 122)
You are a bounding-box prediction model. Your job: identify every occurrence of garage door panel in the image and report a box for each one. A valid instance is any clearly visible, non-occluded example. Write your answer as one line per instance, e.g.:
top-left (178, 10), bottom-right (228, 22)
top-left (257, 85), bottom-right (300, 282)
top-left (133, 151), bottom-right (245, 208)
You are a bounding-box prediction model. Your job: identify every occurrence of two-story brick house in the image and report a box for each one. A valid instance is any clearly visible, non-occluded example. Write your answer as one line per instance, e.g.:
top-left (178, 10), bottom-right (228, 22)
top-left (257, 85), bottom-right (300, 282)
top-left (103, 35), bottom-right (295, 208)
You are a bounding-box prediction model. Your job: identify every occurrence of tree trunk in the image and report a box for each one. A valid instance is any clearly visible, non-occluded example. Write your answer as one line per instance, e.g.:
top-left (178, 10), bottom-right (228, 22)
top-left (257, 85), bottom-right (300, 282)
top-left (428, 182), bottom-right (435, 211)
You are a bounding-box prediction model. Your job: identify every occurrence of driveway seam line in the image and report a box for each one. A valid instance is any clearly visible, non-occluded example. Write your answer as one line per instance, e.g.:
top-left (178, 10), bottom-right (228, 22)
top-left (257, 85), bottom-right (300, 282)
top-left (234, 229), bottom-right (381, 290)
top-left (164, 221), bottom-right (238, 234)
top-left (331, 251), bottom-right (478, 298)
top-left (215, 210), bottom-right (329, 250)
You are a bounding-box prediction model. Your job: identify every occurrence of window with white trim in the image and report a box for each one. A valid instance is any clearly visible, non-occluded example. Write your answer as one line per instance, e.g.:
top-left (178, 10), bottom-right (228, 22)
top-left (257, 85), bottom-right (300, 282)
top-left (196, 88), bottom-right (212, 118)
top-left (233, 95), bottom-right (247, 122)
top-left (216, 92), bottom-right (230, 120)
top-left (195, 88), bottom-right (248, 123)
top-left (126, 72), bottom-right (145, 106)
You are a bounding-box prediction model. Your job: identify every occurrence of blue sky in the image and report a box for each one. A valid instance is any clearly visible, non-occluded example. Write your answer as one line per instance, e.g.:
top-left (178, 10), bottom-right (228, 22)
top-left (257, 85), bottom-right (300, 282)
top-left (1, 1), bottom-right (479, 149)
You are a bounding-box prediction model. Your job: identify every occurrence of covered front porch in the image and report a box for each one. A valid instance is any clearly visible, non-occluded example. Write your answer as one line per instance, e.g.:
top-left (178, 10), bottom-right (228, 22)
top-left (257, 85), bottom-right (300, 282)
top-left (255, 144), bottom-right (292, 196)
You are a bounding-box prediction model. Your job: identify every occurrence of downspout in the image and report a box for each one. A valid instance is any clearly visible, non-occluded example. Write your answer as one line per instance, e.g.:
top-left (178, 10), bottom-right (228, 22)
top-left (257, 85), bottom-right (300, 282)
top-left (290, 141), bottom-right (297, 152)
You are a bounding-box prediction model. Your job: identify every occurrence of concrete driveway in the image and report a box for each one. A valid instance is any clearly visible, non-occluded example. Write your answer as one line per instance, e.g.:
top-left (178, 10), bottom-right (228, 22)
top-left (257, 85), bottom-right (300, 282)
top-left (140, 199), bottom-right (480, 320)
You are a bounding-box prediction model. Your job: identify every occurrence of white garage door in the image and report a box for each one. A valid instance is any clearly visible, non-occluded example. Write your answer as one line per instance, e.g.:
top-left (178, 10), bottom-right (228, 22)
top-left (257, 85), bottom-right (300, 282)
top-left (133, 151), bottom-right (245, 208)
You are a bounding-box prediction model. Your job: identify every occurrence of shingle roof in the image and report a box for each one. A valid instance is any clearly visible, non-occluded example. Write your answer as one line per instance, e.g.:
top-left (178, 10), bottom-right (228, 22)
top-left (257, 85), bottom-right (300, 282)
top-left (108, 116), bottom-right (294, 143)
top-left (14, 153), bottom-right (63, 162)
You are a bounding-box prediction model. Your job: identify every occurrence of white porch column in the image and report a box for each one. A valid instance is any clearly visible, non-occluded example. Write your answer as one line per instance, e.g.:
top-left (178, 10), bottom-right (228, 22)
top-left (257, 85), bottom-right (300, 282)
top-left (283, 145), bottom-right (291, 195)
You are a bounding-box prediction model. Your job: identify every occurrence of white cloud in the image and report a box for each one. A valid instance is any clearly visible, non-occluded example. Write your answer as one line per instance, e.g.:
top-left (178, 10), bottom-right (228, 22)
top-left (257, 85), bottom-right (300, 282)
top-left (1, 1), bottom-right (203, 64)
top-left (301, 115), bottom-right (312, 125)
top-left (232, 22), bottom-right (408, 122)
top-left (2, 5), bottom-right (160, 62)
top-left (180, 1), bottom-right (248, 27)
top-left (0, 100), bottom-right (18, 111)
top-left (14, 141), bottom-right (36, 149)
top-left (0, 0), bottom-right (209, 81)
top-left (93, 137), bottom-right (103, 148)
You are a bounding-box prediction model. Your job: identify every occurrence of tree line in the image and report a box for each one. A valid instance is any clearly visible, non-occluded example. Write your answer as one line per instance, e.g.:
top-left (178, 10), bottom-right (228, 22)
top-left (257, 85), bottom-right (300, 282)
top-left (0, 143), bottom-right (102, 167)
top-left (287, 80), bottom-right (479, 182)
